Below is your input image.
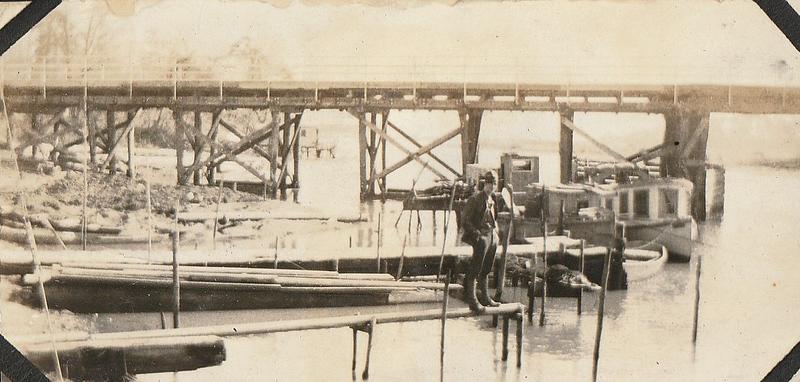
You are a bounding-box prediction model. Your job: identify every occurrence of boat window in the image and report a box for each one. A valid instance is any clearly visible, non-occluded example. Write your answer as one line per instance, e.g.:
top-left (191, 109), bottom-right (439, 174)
top-left (604, 197), bottom-right (613, 209)
top-left (512, 159), bottom-right (532, 171)
top-left (619, 191), bottom-right (629, 214)
top-left (577, 199), bottom-right (589, 210)
top-left (660, 188), bottom-right (678, 217)
top-left (634, 190), bottom-right (649, 218)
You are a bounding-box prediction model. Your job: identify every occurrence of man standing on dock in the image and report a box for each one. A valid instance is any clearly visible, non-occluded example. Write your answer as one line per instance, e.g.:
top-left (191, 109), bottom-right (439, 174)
top-left (461, 171), bottom-right (503, 313)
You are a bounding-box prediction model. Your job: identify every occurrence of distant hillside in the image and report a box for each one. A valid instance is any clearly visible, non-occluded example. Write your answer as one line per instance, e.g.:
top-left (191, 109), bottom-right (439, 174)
top-left (752, 157), bottom-right (800, 169)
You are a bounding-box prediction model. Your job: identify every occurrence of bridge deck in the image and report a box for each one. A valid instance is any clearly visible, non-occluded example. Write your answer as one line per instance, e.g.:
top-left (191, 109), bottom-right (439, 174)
top-left (4, 81), bottom-right (800, 114)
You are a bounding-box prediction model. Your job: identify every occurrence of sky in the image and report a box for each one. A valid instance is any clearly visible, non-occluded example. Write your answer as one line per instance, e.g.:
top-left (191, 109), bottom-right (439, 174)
top-left (1, 0), bottom-right (799, 164)
top-left (2, 0), bottom-right (799, 85)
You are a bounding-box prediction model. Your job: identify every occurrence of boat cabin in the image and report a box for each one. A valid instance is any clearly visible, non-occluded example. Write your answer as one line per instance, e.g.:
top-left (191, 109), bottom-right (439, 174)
top-left (587, 178), bottom-right (694, 222)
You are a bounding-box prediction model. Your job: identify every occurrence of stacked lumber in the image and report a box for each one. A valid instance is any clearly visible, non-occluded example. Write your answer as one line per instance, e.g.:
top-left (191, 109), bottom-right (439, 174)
top-left (0, 209), bottom-right (157, 247)
top-left (17, 263), bottom-right (460, 313)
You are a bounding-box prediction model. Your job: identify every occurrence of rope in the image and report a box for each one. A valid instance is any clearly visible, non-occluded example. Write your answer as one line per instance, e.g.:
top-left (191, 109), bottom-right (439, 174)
top-left (1, 84), bottom-right (64, 381)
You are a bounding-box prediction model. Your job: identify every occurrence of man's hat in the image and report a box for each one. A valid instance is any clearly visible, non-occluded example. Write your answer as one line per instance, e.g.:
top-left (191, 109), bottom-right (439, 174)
top-left (481, 171), bottom-right (496, 184)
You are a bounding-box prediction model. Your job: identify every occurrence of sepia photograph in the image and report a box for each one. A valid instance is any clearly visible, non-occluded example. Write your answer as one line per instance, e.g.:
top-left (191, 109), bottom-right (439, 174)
top-left (0, 0), bottom-right (799, 380)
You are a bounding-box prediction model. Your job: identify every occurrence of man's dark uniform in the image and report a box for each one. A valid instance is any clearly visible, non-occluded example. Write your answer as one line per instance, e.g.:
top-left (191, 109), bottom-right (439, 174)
top-left (461, 172), bottom-right (502, 312)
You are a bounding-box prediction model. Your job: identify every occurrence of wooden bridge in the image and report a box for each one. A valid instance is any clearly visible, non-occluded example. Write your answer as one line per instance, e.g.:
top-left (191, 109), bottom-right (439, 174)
top-left (2, 61), bottom-right (799, 220)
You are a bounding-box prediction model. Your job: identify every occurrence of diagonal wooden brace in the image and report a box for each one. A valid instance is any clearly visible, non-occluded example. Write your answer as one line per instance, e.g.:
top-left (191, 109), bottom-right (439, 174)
top-left (348, 111), bottom-right (448, 182)
top-left (100, 108), bottom-right (141, 170)
top-left (561, 117), bottom-right (632, 164)
top-left (218, 118), bottom-right (274, 163)
top-left (386, 120), bottom-right (461, 177)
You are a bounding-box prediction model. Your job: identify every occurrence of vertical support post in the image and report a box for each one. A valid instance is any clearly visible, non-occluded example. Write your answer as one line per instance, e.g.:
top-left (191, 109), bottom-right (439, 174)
top-left (380, 111), bottom-right (388, 197)
top-left (292, 119), bottom-right (301, 190)
top-left (281, 112), bottom-right (291, 196)
top-left (126, 111), bottom-right (135, 178)
top-left (361, 317), bottom-right (376, 380)
top-left (146, 179), bottom-right (152, 263)
top-left (559, 109), bottom-right (575, 184)
top-left (459, 109), bottom-right (482, 173)
top-left (192, 111), bottom-right (202, 185)
top-left (208, 112), bottom-right (220, 185)
top-left (88, 110), bottom-right (97, 165)
top-left (692, 253), bottom-right (703, 344)
top-left (368, 112), bottom-right (377, 197)
top-left (396, 235), bottom-right (407, 280)
top-left (440, 269), bottom-right (451, 382)
top-left (81, 166), bottom-right (88, 251)
top-left (171, 218), bottom-right (181, 329)
top-left (502, 315), bottom-right (510, 361)
top-left (592, 247), bottom-right (612, 382)
top-left (270, 111), bottom-right (280, 198)
top-left (274, 236), bottom-right (279, 269)
top-left (351, 328), bottom-right (358, 372)
top-left (516, 313), bottom-right (523, 368)
top-left (106, 109), bottom-right (116, 173)
top-left (539, 209), bottom-right (548, 327)
top-left (358, 111), bottom-right (367, 199)
top-left (175, 111), bottom-right (186, 185)
top-left (375, 212), bottom-right (382, 273)
top-left (578, 239), bottom-right (585, 315)
top-left (212, 179), bottom-right (224, 251)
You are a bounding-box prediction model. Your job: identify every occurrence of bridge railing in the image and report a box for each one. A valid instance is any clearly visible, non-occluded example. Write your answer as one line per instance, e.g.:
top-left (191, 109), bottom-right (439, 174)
top-left (0, 56), bottom-right (796, 87)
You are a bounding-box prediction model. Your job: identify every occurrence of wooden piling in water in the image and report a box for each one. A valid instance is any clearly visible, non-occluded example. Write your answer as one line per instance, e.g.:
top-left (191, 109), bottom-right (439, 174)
top-left (578, 239), bottom-right (585, 315)
top-left (437, 181), bottom-right (458, 283)
top-left (160, 312), bottom-right (167, 330)
top-left (539, 210), bottom-right (548, 327)
top-left (145, 179), bottom-right (152, 263)
top-left (274, 236), bottom-right (279, 270)
top-left (351, 327), bottom-right (358, 372)
top-left (172, 231), bottom-right (181, 329)
top-left (692, 253), bottom-right (702, 344)
top-left (212, 179), bottom-right (224, 251)
top-left (376, 213), bottom-right (382, 273)
top-left (440, 270), bottom-right (450, 382)
top-left (516, 313), bottom-right (523, 367)
top-left (81, 166), bottom-right (87, 251)
top-left (362, 317), bottom-right (376, 380)
top-left (592, 247), bottom-right (612, 382)
top-left (502, 315), bottom-right (510, 361)
top-left (396, 236), bottom-right (407, 281)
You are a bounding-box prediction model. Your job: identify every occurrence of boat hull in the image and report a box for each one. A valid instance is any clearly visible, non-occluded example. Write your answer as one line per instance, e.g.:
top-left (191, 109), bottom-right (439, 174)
top-left (17, 279), bottom-right (392, 313)
top-left (625, 218), bottom-right (697, 262)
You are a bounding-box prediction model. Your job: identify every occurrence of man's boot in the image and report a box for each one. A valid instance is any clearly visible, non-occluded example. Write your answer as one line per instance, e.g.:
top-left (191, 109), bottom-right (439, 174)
top-left (464, 275), bottom-right (485, 313)
top-left (477, 275), bottom-right (501, 307)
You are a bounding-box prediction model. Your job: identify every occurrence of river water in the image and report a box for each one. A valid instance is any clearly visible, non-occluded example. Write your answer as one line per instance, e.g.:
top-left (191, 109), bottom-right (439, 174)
top-left (5, 120), bottom-right (798, 381)
top-left (102, 163), bottom-right (797, 382)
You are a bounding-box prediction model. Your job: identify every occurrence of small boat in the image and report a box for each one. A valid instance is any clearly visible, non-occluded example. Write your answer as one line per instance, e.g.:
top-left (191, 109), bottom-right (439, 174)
top-left (587, 178), bottom-right (697, 262)
top-left (619, 242), bottom-right (668, 282)
top-left (12, 264), bottom-right (458, 313)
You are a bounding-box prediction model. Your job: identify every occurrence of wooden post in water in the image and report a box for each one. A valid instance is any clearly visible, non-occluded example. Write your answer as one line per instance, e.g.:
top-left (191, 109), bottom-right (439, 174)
top-left (578, 239), bottom-right (585, 315)
top-left (212, 178), bottom-right (224, 251)
top-left (375, 212), bottom-right (382, 273)
top-left (145, 179), bottom-right (152, 263)
top-left (351, 327), bottom-right (358, 373)
top-left (160, 312), bottom-right (167, 329)
top-left (439, 269), bottom-right (451, 382)
top-left (361, 317), bottom-right (376, 380)
top-left (516, 313), bottom-right (523, 367)
top-left (539, 209), bottom-right (548, 327)
top-left (592, 247), bottom-right (612, 382)
top-left (437, 180), bottom-right (458, 283)
top-left (557, 200), bottom-right (565, 235)
top-left (81, 166), bottom-right (88, 251)
top-left (502, 315), bottom-right (510, 361)
top-left (396, 236), bottom-right (407, 281)
top-left (127, 120), bottom-right (135, 178)
top-left (274, 236), bottom-right (279, 269)
top-left (172, 200), bottom-right (181, 329)
top-left (692, 252), bottom-right (702, 345)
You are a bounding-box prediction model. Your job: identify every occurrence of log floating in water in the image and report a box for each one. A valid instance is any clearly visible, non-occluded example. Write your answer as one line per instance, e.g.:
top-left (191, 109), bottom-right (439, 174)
top-left (16, 303), bottom-right (526, 345)
top-left (177, 210), bottom-right (364, 223)
top-left (0, 226), bottom-right (161, 246)
top-left (19, 335), bottom-right (225, 380)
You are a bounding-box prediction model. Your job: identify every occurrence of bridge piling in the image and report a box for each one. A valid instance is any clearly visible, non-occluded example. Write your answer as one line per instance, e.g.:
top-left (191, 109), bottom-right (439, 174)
top-left (559, 108), bottom-right (575, 184)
